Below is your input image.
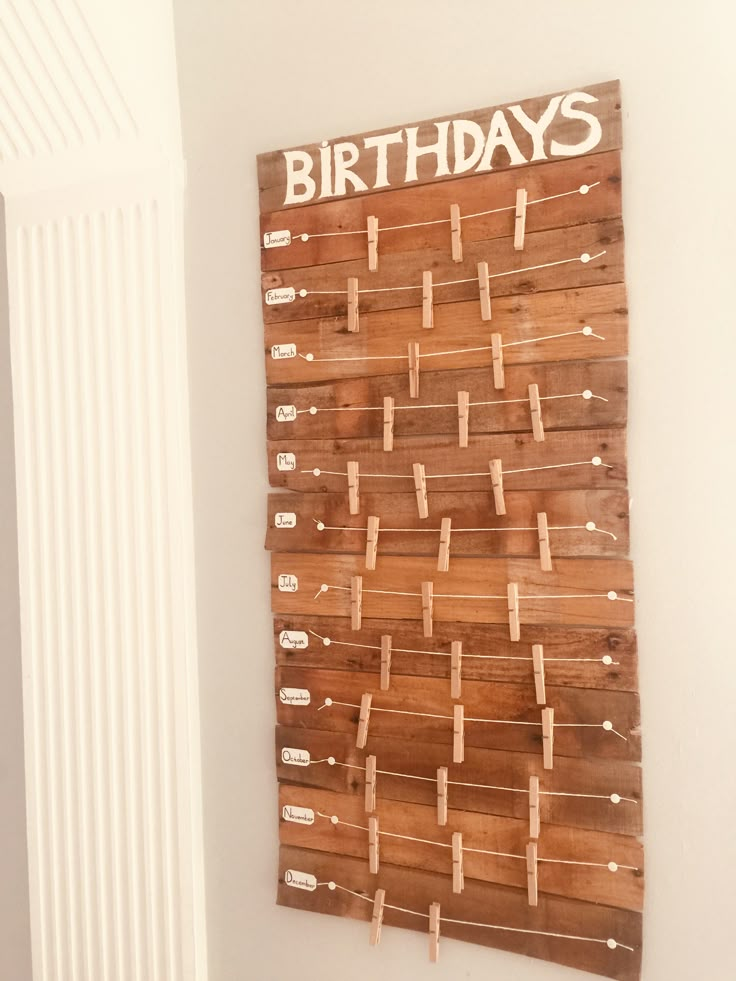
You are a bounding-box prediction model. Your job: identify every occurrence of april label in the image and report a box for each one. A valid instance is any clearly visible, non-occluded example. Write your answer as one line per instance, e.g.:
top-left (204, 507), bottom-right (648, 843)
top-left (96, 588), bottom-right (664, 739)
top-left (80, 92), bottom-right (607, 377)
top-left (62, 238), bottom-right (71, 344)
top-left (285, 869), bottom-right (317, 891)
top-left (281, 747), bottom-right (311, 766)
top-left (276, 452), bottom-right (296, 471)
top-left (271, 343), bottom-right (296, 360)
top-left (265, 287), bottom-right (295, 305)
top-left (279, 687), bottom-right (311, 706)
top-left (279, 629), bottom-right (308, 649)
top-left (278, 574), bottom-right (298, 592)
top-left (264, 229), bottom-right (292, 249)
top-left (275, 404), bottom-right (297, 422)
top-left (282, 805), bottom-right (315, 826)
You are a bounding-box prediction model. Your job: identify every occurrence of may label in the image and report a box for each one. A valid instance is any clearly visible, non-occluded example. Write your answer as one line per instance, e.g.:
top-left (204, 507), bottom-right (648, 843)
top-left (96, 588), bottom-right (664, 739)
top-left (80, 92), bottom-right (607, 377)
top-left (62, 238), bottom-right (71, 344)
top-left (271, 343), bottom-right (296, 360)
top-left (265, 287), bottom-right (295, 305)
top-left (285, 869), bottom-right (317, 892)
top-left (264, 229), bottom-right (292, 249)
top-left (275, 404), bottom-right (297, 422)
top-left (274, 512), bottom-right (296, 529)
top-left (278, 574), bottom-right (298, 592)
top-left (281, 747), bottom-right (311, 766)
top-left (279, 630), bottom-right (308, 649)
top-left (276, 452), bottom-right (296, 471)
top-left (282, 805), bottom-right (315, 826)
top-left (279, 687), bottom-right (311, 706)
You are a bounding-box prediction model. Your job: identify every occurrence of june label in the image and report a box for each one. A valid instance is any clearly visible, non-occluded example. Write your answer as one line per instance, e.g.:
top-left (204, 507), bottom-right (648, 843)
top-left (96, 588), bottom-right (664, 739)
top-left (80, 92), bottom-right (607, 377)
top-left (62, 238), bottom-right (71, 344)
top-left (275, 404), bottom-right (297, 422)
top-left (285, 869), bottom-right (317, 891)
top-left (281, 747), bottom-right (311, 766)
top-left (278, 574), bottom-right (298, 592)
top-left (274, 512), bottom-right (297, 529)
top-left (276, 452), bottom-right (296, 471)
top-left (265, 287), bottom-right (296, 305)
top-left (282, 805), bottom-right (315, 826)
top-left (279, 687), bottom-right (311, 706)
top-left (271, 343), bottom-right (296, 360)
top-left (279, 629), bottom-right (308, 649)
top-left (264, 229), bottom-right (292, 249)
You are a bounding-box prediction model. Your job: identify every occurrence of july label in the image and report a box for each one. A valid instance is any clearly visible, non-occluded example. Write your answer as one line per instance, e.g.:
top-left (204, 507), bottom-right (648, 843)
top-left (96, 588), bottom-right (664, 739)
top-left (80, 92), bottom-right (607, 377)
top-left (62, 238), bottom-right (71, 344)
top-left (285, 869), bottom-right (317, 891)
top-left (265, 287), bottom-right (296, 305)
top-left (279, 630), bottom-right (308, 649)
top-left (274, 512), bottom-right (296, 529)
top-left (271, 343), bottom-right (296, 360)
top-left (264, 229), bottom-right (292, 249)
top-left (276, 452), bottom-right (296, 471)
top-left (282, 805), bottom-right (315, 826)
top-left (279, 687), bottom-right (311, 706)
top-left (281, 747), bottom-right (311, 766)
top-left (278, 574), bottom-right (298, 592)
top-left (275, 404), bottom-right (297, 422)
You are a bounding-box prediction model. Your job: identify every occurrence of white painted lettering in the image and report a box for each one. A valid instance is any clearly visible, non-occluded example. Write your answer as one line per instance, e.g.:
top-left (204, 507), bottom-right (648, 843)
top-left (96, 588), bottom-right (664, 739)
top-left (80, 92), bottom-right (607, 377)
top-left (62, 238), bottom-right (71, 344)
top-left (332, 142), bottom-right (369, 196)
top-left (550, 92), bottom-right (603, 157)
top-left (405, 121), bottom-right (451, 183)
top-left (478, 109), bottom-right (527, 171)
top-left (283, 150), bottom-right (316, 205)
top-left (509, 95), bottom-right (563, 161)
top-left (452, 119), bottom-right (486, 174)
top-left (363, 129), bottom-right (404, 188)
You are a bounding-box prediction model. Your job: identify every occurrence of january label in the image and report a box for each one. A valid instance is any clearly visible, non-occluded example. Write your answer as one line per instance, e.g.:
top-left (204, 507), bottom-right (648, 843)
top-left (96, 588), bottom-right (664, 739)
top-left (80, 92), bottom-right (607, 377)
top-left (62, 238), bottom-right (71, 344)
top-left (263, 229), bottom-right (292, 249)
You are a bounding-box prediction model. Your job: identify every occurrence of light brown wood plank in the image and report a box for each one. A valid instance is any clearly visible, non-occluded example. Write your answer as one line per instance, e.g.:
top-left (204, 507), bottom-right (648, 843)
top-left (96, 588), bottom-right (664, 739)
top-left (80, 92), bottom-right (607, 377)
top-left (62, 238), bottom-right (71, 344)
top-left (273, 616), bottom-right (638, 693)
top-left (261, 151), bottom-right (622, 270)
top-left (265, 283), bottom-right (628, 384)
top-left (275, 666), bottom-right (640, 762)
top-left (266, 489), bottom-right (630, 559)
top-left (267, 359), bottom-right (627, 440)
top-left (275, 727), bottom-right (643, 836)
top-left (262, 218), bottom-right (623, 324)
top-left (278, 786), bottom-right (642, 911)
top-left (277, 844), bottom-right (641, 981)
top-left (258, 80), bottom-right (622, 212)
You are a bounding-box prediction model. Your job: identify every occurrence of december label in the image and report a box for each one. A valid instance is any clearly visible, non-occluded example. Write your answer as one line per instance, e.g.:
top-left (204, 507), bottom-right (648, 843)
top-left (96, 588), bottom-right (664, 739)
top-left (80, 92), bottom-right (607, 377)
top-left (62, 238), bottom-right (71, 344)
top-left (285, 869), bottom-right (317, 891)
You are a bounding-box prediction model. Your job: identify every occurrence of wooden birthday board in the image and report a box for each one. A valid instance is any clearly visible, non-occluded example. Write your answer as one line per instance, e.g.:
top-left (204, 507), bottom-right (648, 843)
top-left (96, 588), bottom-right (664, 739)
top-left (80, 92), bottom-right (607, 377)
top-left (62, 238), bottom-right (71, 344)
top-left (259, 79), bottom-right (642, 980)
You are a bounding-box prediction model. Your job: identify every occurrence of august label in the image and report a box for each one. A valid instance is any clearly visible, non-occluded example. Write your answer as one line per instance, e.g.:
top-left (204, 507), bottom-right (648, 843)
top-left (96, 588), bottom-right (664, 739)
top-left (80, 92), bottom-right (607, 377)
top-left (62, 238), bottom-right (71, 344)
top-left (279, 629), bottom-right (308, 649)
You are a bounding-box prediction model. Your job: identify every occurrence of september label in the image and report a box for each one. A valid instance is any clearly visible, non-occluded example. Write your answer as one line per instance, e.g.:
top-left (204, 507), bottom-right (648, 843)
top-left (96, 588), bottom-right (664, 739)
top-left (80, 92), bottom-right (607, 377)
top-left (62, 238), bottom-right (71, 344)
top-left (279, 687), bottom-right (311, 706)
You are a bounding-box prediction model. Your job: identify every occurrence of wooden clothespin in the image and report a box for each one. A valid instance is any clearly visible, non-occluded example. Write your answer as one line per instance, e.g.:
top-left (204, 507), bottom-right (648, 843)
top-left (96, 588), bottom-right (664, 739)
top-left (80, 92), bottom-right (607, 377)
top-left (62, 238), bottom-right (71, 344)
top-left (367, 216), bottom-right (379, 271)
top-left (437, 518), bottom-right (452, 572)
top-left (452, 832), bottom-right (464, 894)
top-left (528, 383), bottom-right (545, 441)
top-left (357, 692), bottom-right (372, 748)
top-left (457, 391), bottom-right (469, 448)
top-left (437, 766), bottom-right (448, 826)
top-left (453, 704), bottom-right (465, 763)
top-left (370, 888), bottom-right (386, 946)
top-left (450, 204), bottom-right (462, 261)
top-left (489, 459), bottom-right (506, 515)
top-left (507, 582), bottom-right (520, 641)
top-left (532, 644), bottom-right (546, 705)
top-left (422, 271), bottom-right (434, 329)
top-left (526, 841), bottom-right (538, 906)
top-left (542, 706), bottom-right (554, 769)
top-left (491, 333), bottom-right (505, 389)
top-left (536, 512), bottom-right (552, 570)
top-left (347, 461), bottom-right (360, 515)
top-left (450, 640), bottom-right (462, 699)
top-left (514, 188), bottom-right (528, 251)
top-left (383, 396), bottom-right (395, 452)
top-left (529, 775), bottom-right (540, 840)
top-left (365, 516), bottom-right (380, 570)
top-left (347, 277), bottom-right (359, 332)
top-left (365, 754), bottom-right (377, 812)
top-left (429, 902), bottom-right (441, 963)
top-left (380, 634), bottom-right (392, 691)
top-left (351, 575), bottom-right (363, 630)
top-left (421, 581), bottom-right (434, 637)
top-left (413, 463), bottom-right (429, 519)
top-left (477, 261), bottom-right (492, 321)
top-left (408, 341), bottom-right (420, 398)
top-left (368, 815), bottom-right (380, 873)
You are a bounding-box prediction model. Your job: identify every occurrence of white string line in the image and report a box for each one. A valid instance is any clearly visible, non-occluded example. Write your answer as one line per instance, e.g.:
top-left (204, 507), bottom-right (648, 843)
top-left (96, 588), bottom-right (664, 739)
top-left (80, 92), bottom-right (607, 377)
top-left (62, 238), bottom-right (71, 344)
top-left (310, 880), bottom-right (633, 951)
top-left (311, 518), bottom-right (618, 542)
top-left (313, 810), bottom-right (636, 871)
top-left (313, 582), bottom-right (632, 607)
top-left (302, 456), bottom-right (614, 483)
top-left (297, 326), bottom-right (604, 363)
top-left (307, 757), bottom-right (638, 805)
top-left (315, 698), bottom-right (627, 740)
top-left (275, 182), bottom-right (600, 244)
top-left (295, 390), bottom-right (608, 416)
top-left (299, 250), bottom-right (606, 296)
top-left (306, 629), bottom-right (619, 665)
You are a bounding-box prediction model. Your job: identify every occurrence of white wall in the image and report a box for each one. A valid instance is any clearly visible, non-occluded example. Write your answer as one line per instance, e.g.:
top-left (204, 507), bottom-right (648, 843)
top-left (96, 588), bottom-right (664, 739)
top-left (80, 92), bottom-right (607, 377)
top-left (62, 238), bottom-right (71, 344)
top-left (173, 2), bottom-right (736, 979)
